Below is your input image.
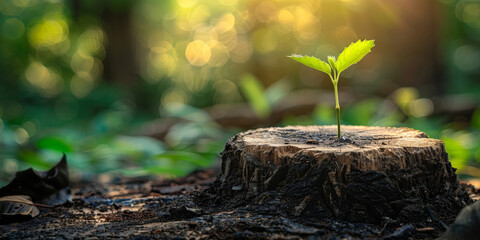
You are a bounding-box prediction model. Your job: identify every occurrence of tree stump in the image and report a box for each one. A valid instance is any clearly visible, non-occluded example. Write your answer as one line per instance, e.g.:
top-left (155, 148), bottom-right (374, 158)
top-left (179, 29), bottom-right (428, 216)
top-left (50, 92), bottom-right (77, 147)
top-left (218, 125), bottom-right (471, 224)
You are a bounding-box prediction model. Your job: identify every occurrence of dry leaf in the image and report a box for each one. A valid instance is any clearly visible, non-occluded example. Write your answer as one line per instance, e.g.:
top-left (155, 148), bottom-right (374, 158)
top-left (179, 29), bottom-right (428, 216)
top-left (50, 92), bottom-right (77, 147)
top-left (0, 195), bottom-right (40, 219)
top-left (0, 154), bottom-right (71, 206)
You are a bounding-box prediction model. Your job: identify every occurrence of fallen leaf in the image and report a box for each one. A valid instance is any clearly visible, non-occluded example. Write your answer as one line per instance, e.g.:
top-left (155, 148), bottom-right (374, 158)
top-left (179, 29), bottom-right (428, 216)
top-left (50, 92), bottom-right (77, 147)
top-left (0, 154), bottom-right (72, 206)
top-left (0, 195), bottom-right (40, 222)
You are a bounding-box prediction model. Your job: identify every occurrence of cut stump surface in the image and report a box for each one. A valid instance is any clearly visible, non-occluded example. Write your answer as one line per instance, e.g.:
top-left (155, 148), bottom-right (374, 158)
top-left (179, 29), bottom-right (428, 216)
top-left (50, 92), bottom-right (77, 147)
top-left (218, 125), bottom-right (471, 223)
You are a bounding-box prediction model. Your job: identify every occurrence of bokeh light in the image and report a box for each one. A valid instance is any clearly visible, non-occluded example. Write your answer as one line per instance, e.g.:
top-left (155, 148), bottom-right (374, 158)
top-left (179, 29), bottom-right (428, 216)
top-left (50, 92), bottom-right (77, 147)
top-left (1, 0), bottom-right (480, 182)
top-left (409, 98), bottom-right (434, 118)
top-left (29, 19), bottom-right (68, 49)
top-left (392, 87), bottom-right (418, 113)
top-left (454, 45), bottom-right (480, 73)
top-left (25, 61), bottom-right (64, 97)
top-left (3, 18), bottom-right (25, 39)
top-left (71, 72), bottom-right (94, 99)
top-left (186, 40), bottom-right (211, 66)
top-left (14, 127), bottom-right (29, 145)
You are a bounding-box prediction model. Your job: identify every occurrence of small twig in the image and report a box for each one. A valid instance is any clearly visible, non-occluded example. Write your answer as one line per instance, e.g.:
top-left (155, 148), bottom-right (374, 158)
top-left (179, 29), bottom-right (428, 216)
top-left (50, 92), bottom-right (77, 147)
top-left (425, 205), bottom-right (436, 221)
top-left (33, 203), bottom-right (52, 208)
top-left (416, 227), bottom-right (435, 232)
top-left (425, 204), bottom-right (448, 230)
top-left (438, 220), bottom-right (448, 230)
top-left (0, 200), bottom-right (52, 208)
top-left (379, 217), bottom-right (394, 236)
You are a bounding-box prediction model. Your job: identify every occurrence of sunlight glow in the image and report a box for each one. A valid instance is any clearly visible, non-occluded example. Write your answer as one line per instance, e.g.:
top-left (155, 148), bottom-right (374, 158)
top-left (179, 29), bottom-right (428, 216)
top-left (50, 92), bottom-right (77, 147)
top-left (3, 159), bottom-right (18, 175)
top-left (277, 9), bottom-right (294, 25)
top-left (188, 5), bottom-right (211, 29)
top-left (185, 40), bottom-right (211, 66)
top-left (252, 28), bottom-right (277, 53)
top-left (71, 72), bottom-right (94, 99)
top-left (177, 0), bottom-right (198, 8)
top-left (29, 19), bottom-right (68, 48)
top-left (409, 98), bottom-right (434, 118)
top-left (162, 89), bottom-right (189, 106)
top-left (230, 37), bottom-right (253, 63)
top-left (25, 61), bottom-right (63, 97)
top-left (255, 1), bottom-right (277, 23)
top-left (149, 52), bottom-right (177, 77)
top-left (14, 127), bottom-right (29, 145)
top-left (71, 52), bottom-right (95, 75)
top-left (207, 40), bottom-right (230, 67)
top-left (457, 2), bottom-right (480, 28)
top-left (77, 26), bottom-right (105, 56)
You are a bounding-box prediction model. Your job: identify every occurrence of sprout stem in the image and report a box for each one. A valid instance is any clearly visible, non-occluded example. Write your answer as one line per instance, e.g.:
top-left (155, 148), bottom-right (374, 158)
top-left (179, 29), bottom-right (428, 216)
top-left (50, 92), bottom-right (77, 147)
top-left (333, 82), bottom-right (341, 139)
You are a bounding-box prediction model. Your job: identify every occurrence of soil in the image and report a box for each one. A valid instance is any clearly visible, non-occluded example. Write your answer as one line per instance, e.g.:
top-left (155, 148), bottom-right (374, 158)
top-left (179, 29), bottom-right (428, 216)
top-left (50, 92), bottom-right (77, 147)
top-left (0, 126), bottom-right (476, 239)
top-left (0, 169), bottom-right (478, 239)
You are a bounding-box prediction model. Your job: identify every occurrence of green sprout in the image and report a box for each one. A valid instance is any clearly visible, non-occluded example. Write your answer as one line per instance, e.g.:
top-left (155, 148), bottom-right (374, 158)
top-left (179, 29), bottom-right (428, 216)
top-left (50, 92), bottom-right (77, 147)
top-left (288, 39), bottom-right (375, 139)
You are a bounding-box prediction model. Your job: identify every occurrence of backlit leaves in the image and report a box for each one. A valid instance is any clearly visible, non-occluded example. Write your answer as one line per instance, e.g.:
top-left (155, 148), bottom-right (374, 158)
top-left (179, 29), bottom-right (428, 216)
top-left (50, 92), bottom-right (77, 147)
top-left (288, 39), bottom-right (375, 82)
top-left (239, 74), bottom-right (271, 118)
top-left (288, 39), bottom-right (375, 139)
top-left (327, 56), bottom-right (337, 74)
top-left (287, 54), bottom-right (332, 78)
top-left (336, 39), bottom-right (375, 73)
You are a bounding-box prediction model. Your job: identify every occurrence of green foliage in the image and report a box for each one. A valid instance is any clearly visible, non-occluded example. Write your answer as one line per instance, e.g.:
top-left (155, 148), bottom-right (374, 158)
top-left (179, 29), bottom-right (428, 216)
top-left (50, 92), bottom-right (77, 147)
top-left (0, 99), bottom-right (235, 183)
top-left (0, 0), bottom-right (479, 183)
top-left (239, 74), bottom-right (271, 118)
top-left (471, 107), bottom-right (480, 130)
top-left (336, 40), bottom-right (376, 73)
top-left (288, 39), bottom-right (375, 138)
top-left (288, 39), bottom-right (375, 83)
top-left (443, 137), bottom-right (469, 170)
top-left (264, 79), bottom-right (291, 107)
top-left (154, 151), bottom-right (214, 167)
top-left (327, 56), bottom-right (337, 73)
top-left (287, 54), bottom-right (332, 77)
top-left (342, 98), bottom-right (381, 126)
top-left (36, 137), bottom-right (74, 153)
top-left (313, 104), bottom-right (336, 125)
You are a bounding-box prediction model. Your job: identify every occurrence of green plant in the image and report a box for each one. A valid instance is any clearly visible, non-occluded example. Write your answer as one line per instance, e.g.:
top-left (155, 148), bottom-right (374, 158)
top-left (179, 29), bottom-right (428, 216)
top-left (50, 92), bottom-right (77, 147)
top-left (288, 39), bottom-right (375, 139)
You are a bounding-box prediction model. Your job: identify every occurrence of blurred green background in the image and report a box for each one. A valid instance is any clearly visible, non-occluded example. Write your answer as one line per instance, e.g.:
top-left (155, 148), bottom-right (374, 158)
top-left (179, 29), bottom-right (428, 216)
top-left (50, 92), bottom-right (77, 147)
top-left (1, 0), bottom-right (480, 185)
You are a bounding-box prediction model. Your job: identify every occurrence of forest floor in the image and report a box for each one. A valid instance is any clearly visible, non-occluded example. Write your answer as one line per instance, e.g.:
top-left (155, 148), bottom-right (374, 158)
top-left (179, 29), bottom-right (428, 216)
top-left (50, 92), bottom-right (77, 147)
top-left (1, 168), bottom-right (478, 240)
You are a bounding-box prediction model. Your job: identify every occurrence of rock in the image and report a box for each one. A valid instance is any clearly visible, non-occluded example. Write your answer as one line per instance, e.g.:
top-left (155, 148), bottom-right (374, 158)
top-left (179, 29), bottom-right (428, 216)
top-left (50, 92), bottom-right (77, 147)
top-left (439, 200), bottom-right (480, 240)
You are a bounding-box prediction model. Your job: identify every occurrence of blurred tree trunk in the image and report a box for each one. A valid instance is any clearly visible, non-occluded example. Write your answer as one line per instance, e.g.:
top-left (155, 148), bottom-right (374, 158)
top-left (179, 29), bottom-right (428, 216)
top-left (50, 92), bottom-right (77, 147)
top-left (102, 6), bottom-right (138, 89)
top-left (349, 0), bottom-right (442, 96)
top-left (393, 0), bottom-right (442, 95)
top-left (70, 0), bottom-right (138, 92)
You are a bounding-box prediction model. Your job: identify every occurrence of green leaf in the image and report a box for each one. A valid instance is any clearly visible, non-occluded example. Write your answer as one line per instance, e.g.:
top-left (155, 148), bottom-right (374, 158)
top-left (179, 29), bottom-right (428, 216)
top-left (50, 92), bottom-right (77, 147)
top-left (336, 39), bottom-right (375, 73)
top-left (264, 79), bottom-right (291, 106)
top-left (154, 151), bottom-right (212, 167)
top-left (327, 56), bottom-right (337, 72)
top-left (37, 137), bottom-right (74, 153)
top-left (239, 74), bottom-right (271, 118)
top-left (443, 137), bottom-right (468, 170)
top-left (19, 150), bottom-right (51, 169)
top-left (288, 54), bottom-right (331, 77)
top-left (144, 166), bottom-right (190, 176)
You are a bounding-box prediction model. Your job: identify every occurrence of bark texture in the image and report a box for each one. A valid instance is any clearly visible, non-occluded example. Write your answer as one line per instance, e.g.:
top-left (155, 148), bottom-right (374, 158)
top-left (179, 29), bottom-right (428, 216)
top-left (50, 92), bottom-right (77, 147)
top-left (218, 125), bottom-right (471, 224)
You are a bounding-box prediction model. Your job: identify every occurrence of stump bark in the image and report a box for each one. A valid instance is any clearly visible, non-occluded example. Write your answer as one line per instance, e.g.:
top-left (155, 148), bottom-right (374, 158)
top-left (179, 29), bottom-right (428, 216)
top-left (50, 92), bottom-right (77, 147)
top-left (218, 125), bottom-right (471, 223)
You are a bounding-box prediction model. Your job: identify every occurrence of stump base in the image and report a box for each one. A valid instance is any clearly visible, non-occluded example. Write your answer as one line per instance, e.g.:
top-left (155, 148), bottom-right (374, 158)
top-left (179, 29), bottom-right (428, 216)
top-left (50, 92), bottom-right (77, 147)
top-left (217, 126), bottom-right (471, 223)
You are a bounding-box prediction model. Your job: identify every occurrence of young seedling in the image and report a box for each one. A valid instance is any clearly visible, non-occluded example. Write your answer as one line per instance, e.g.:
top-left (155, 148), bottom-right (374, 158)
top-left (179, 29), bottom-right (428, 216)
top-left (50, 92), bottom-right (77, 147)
top-left (288, 39), bottom-right (375, 139)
